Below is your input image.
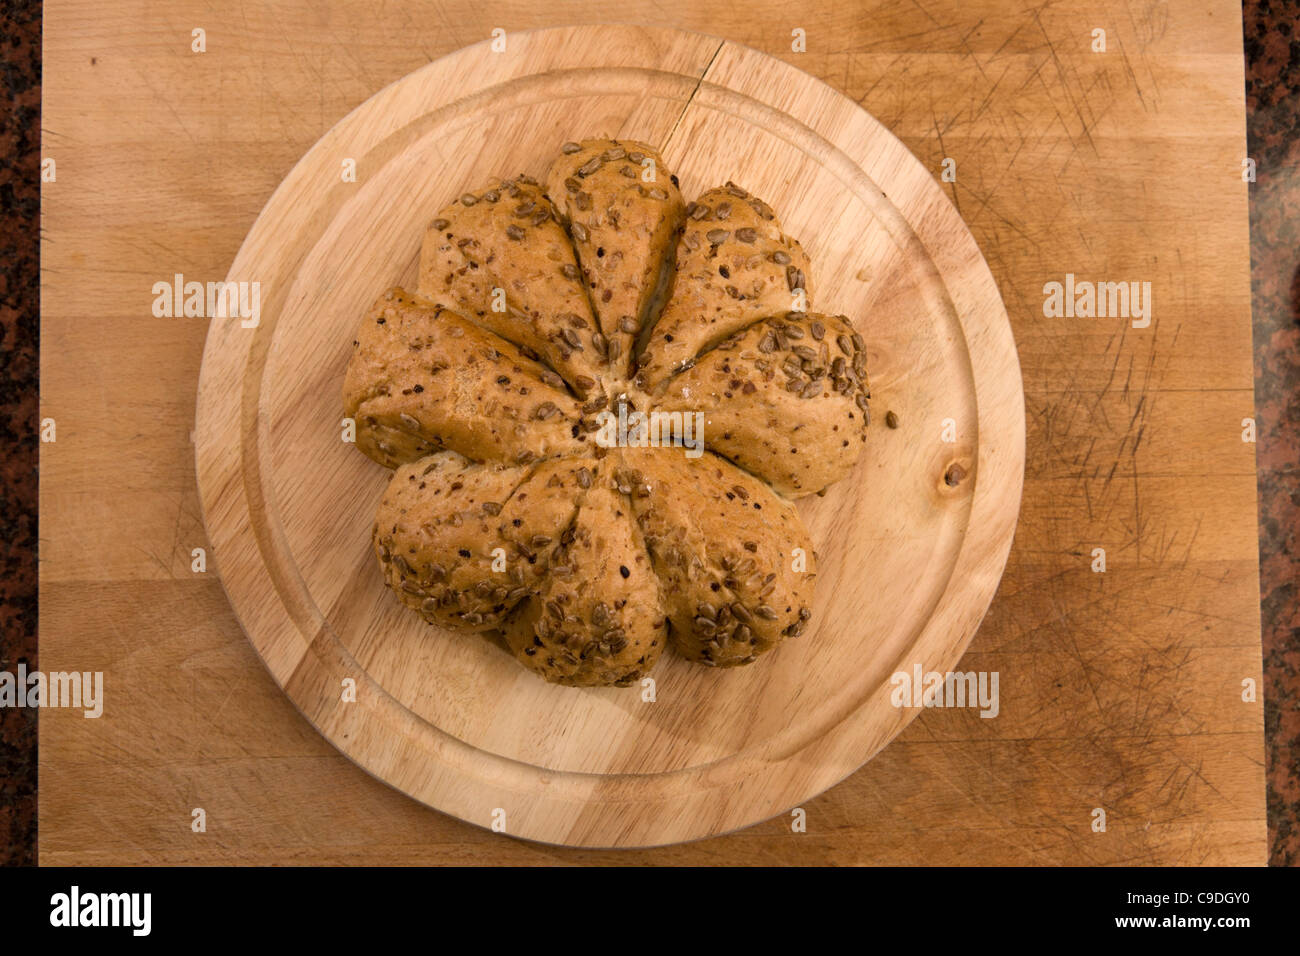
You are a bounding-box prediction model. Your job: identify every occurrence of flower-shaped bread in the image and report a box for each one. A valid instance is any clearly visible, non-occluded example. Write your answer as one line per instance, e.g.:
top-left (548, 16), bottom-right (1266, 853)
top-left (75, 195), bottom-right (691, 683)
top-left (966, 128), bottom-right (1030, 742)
top-left (343, 139), bottom-right (870, 687)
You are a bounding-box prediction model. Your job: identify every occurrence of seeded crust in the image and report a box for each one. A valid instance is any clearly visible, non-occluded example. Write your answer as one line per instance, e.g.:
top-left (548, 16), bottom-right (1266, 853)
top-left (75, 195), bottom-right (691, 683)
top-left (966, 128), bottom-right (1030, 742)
top-left (655, 311), bottom-right (871, 497)
top-left (503, 472), bottom-right (667, 687)
top-left (637, 184), bottom-right (814, 392)
top-left (376, 454), bottom-right (615, 630)
top-left (375, 453), bottom-right (534, 630)
top-left (620, 447), bottom-right (816, 666)
top-left (416, 176), bottom-right (607, 397)
top-left (544, 139), bottom-right (685, 376)
top-left (347, 139), bottom-right (872, 687)
top-left (343, 288), bottom-right (584, 469)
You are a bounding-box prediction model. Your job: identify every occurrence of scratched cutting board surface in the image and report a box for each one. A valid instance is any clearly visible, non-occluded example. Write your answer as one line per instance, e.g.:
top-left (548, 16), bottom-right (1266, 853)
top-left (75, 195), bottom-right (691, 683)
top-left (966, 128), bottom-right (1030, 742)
top-left (39, 0), bottom-right (1264, 863)
top-left (192, 25), bottom-right (1023, 847)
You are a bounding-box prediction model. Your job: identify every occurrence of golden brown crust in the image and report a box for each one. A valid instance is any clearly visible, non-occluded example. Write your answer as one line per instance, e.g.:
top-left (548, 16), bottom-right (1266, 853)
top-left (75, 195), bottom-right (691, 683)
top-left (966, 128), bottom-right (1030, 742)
top-left (375, 454), bottom-right (606, 632)
top-left (544, 139), bottom-right (684, 376)
top-left (343, 287), bottom-right (584, 468)
top-left (503, 469), bottom-right (666, 687)
top-left (655, 311), bottom-right (869, 497)
top-left (619, 447), bottom-right (817, 667)
top-left (416, 176), bottom-right (606, 396)
top-left (374, 452), bottom-right (534, 631)
top-left (637, 183), bottom-right (813, 391)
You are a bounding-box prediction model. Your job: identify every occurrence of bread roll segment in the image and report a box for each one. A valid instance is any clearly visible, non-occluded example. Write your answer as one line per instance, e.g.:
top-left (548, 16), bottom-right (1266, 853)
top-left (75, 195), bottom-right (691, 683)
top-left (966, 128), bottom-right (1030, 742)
top-left (374, 454), bottom-right (604, 633)
top-left (544, 139), bottom-right (685, 376)
top-left (373, 452), bottom-right (534, 631)
top-left (618, 447), bottom-right (817, 667)
top-left (637, 183), bottom-right (813, 391)
top-left (416, 176), bottom-right (606, 396)
top-left (653, 311), bottom-right (870, 498)
top-left (343, 287), bottom-right (583, 469)
top-left (503, 462), bottom-right (667, 687)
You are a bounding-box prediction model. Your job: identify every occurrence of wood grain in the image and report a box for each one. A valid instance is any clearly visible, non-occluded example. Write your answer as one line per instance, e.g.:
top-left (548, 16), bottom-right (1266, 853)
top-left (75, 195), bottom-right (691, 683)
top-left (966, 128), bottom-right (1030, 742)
top-left (39, 0), bottom-right (1265, 863)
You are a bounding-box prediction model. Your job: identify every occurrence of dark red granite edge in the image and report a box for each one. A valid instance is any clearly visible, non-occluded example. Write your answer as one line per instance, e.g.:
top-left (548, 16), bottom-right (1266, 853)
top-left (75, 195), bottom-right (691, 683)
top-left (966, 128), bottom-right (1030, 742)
top-left (0, 2), bottom-right (1291, 867)
top-left (1244, 0), bottom-right (1300, 868)
top-left (0, 0), bottom-right (40, 867)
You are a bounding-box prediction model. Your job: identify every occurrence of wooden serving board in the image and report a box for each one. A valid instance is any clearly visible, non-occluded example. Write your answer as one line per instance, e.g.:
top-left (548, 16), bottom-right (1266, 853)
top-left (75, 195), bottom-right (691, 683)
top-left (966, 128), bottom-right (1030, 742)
top-left (193, 25), bottom-right (1023, 847)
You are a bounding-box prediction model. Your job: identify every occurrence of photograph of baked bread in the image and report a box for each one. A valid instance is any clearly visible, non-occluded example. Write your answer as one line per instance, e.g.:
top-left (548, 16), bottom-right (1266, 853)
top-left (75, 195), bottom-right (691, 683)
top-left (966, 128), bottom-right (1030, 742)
top-left (8, 0), bottom-right (1292, 899)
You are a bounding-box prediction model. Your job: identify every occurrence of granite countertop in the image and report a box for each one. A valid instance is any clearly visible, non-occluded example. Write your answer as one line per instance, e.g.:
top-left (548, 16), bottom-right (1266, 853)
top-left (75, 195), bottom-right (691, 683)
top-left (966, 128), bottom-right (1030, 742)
top-left (1244, 0), bottom-right (1300, 867)
top-left (0, 0), bottom-right (39, 868)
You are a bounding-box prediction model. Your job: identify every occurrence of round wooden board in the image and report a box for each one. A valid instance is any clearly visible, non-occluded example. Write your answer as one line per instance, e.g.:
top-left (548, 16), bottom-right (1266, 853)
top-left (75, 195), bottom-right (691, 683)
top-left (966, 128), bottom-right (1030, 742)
top-left (195, 24), bottom-right (1024, 848)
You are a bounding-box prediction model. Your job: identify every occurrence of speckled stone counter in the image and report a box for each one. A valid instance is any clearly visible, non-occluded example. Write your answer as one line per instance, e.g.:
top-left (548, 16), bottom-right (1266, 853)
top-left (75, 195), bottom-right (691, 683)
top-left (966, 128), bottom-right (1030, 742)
top-left (1244, 0), bottom-right (1300, 867)
top-left (0, 0), bottom-right (39, 868)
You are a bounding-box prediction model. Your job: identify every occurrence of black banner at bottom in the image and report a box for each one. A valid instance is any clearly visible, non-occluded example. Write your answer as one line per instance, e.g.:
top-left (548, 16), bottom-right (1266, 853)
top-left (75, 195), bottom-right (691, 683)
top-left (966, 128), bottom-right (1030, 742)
top-left (0, 864), bottom-right (1288, 941)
